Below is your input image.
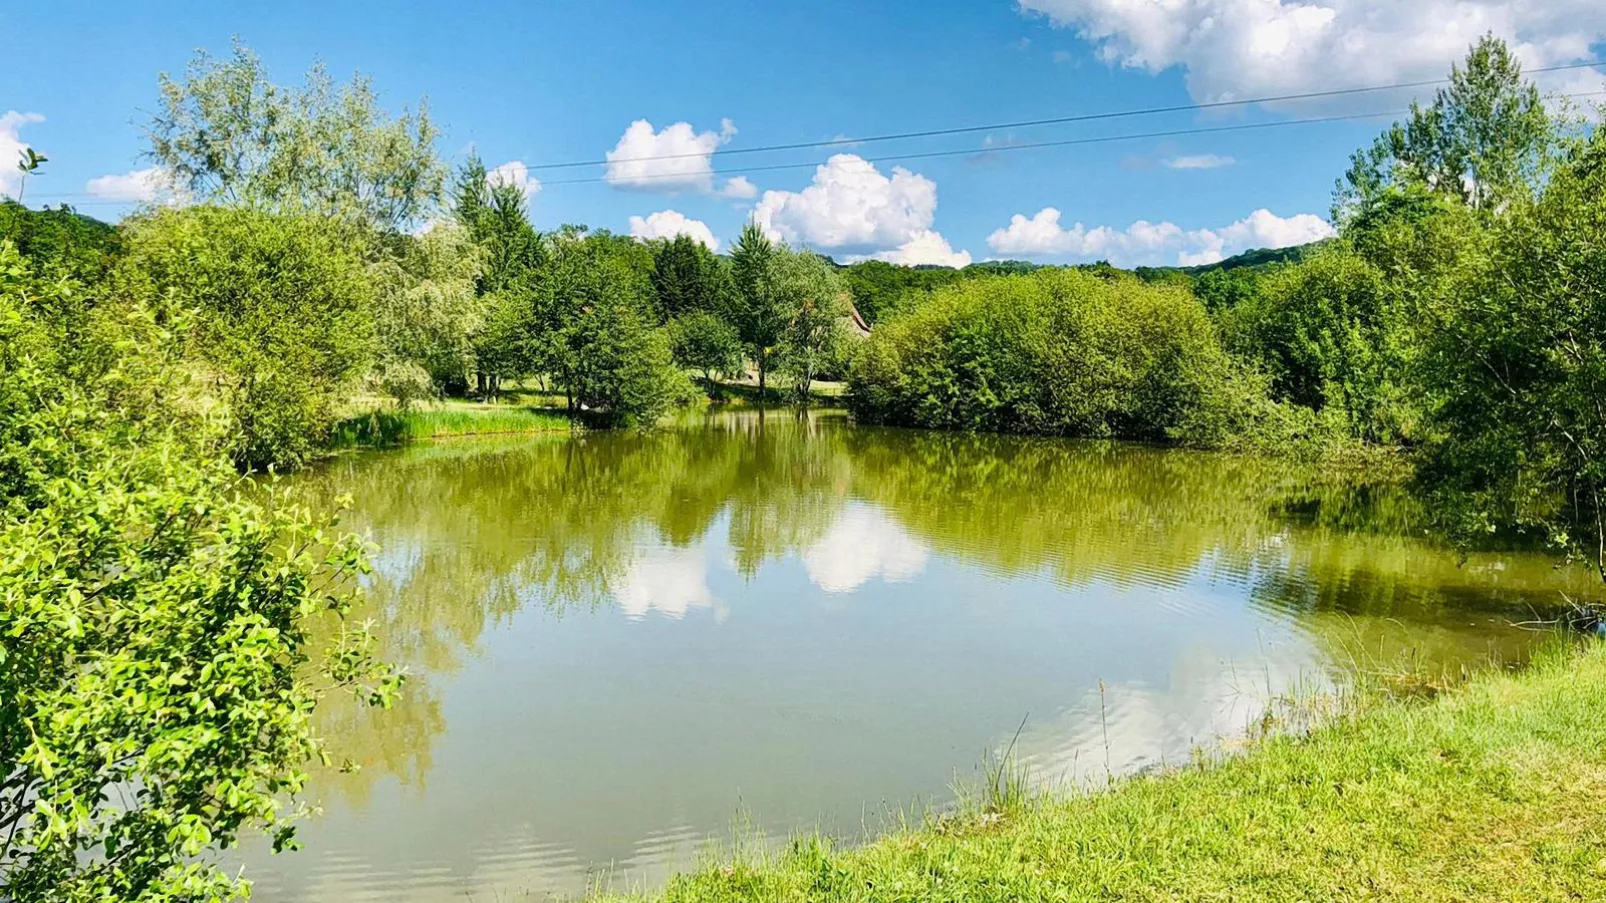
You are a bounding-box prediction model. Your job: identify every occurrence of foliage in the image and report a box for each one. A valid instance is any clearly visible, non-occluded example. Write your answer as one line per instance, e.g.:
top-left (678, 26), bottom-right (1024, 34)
top-left (1335, 33), bottom-right (1553, 225)
top-left (537, 230), bottom-right (687, 423)
top-left (370, 221), bottom-right (484, 405)
top-left (670, 309), bottom-right (744, 394)
top-left (115, 206), bottom-right (377, 470)
top-left (0, 242), bottom-right (399, 902)
top-left (649, 234), bottom-right (728, 322)
top-left (1220, 245), bottom-right (1416, 444)
top-left (1416, 128), bottom-right (1606, 579)
top-left (450, 156), bottom-right (547, 396)
top-left (773, 249), bottom-right (849, 399)
top-left (726, 223), bottom-right (785, 397)
top-left (148, 40), bottom-right (444, 233)
top-left (840, 258), bottom-right (963, 325)
top-left (847, 269), bottom-right (1257, 444)
top-left (0, 201), bottom-right (123, 282)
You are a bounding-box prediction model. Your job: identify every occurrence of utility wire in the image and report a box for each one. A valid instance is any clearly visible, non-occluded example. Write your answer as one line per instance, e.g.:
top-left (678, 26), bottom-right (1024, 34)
top-left (525, 60), bottom-right (1606, 171)
top-left (539, 91), bottom-right (1606, 188)
top-left (19, 90), bottom-right (1605, 205)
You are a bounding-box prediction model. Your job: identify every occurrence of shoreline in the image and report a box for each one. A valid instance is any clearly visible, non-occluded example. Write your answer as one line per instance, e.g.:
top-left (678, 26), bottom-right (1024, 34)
top-left (596, 641), bottom-right (1606, 902)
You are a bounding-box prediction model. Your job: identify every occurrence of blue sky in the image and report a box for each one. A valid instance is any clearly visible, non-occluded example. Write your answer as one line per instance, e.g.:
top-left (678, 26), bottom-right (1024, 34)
top-left (2, 0), bottom-right (1602, 266)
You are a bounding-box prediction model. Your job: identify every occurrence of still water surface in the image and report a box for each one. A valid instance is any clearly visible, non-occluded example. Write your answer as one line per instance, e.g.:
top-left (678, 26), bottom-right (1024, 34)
top-left (247, 411), bottom-right (1592, 900)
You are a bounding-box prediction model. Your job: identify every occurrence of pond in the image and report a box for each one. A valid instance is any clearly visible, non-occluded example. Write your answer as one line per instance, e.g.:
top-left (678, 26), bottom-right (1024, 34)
top-left (244, 410), bottom-right (1593, 901)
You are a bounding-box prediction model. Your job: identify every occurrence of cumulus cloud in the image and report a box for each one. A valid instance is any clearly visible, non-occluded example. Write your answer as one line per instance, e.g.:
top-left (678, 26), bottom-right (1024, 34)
top-left (986, 207), bottom-right (1334, 266)
top-left (1164, 153), bottom-right (1235, 170)
top-left (1018, 0), bottom-right (1606, 105)
top-left (628, 209), bottom-right (721, 251)
top-left (754, 153), bottom-right (971, 264)
top-left (0, 111), bottom-right (45, 199)
top-left (486, 160), bottom-right (541, 197)
top-left (84, 166), bottom-right (178, 204)
top-left (1180, 208), bottom-right (1337, 265)
top-left (802, 504), bottom-right (928, 594)
top-left (720, 175), bottom-right (758, 200)
top-left (606, 118), bottom-right (751, 197)
top-left (873, 230), bottom-right (973, 268)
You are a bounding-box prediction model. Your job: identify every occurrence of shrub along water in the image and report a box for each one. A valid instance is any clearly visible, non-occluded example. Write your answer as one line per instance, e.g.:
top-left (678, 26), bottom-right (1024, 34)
top-left (847, 268), bottom-right (1280, 446)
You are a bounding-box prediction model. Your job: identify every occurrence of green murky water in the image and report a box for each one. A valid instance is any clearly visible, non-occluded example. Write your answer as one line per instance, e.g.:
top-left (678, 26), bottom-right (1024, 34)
top-left (246, 410), bottom-right (1592, 900)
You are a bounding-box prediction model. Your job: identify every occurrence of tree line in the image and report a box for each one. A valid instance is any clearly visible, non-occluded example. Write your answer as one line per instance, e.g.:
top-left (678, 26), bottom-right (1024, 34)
top-left (847, 36), bottom-right (1606, 587)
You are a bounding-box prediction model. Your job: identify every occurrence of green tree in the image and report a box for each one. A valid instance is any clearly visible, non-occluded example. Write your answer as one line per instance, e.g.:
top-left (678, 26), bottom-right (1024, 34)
top-left (0, 241), bottom-right (399, 901)
top-left (841, 258), bottom-right (963, 325)
top-left (774, 249), bottom-right (849, 400)
top-left (115, 206), bottom-right (377, 470)
top-left (649, 234), bottom-right (728, 322)
top-left (147, 40), bottom-right (444, 233)
top-left (1417, 127), bottom-right (1606, 580)
top-left (537, 230), bottom-right (685, 422)
top-left (0, 200), bottom-right (123, 282)
top-left (1336, 35), bottom-right (1553, 225)
top-left (727, 223), bottom-right (785, 399)
top-left (370, 221), bottom-right (484, 405)
top-left (452, 157), bottom-right (547, 398)
top-left (1221, 246), bottom-right (1414, 443)
top-left (670, 310), bottom-right (744, 396)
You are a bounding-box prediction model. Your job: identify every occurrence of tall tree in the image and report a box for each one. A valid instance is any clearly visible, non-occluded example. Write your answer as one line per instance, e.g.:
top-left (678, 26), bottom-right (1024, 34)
top-left (147, 40), bottom-right (445, 233)
top-left (649, 234), bottom-right (726, 322)
top-left (451, 155), bottom-right (546, 397)
top-left (1335, 34), bottom-right (1552, 225)
top-left (1419, 126), bottom-right (1606, 581)
top-left (727, 223), bottom-right (785, 399)
top-left (371, 221), bottom-right (484, 405)
top-left (774, 249), bottom-right (849, 401)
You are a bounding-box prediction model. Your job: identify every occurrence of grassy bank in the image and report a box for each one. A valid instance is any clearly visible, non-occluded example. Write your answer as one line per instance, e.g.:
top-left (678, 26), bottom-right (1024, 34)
top-left (328, 404), bottom-right (572, 448)
top-left (604, 642), bottom-right (1606, 902)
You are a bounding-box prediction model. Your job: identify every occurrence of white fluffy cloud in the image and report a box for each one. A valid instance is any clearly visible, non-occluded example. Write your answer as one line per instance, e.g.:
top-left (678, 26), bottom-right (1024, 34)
top-left (1164, 153), bottom-right (1235, 170)
top-left (1180, 208), bottom-right (1337, 265)
top-left (754, 154), bottom-right (971, 265)
top-left (873, 230), bottom-right (973, 268)
top-left (1018, 0), bottom-right (1606, 104)
top-left (1, 111), bottom-right (45, 199)
top-left (986, 207), bottom-right (1334, 266)
top-left (628, 209), bottom-right (721, 251)
top-left (486, 160), bottom-right (541, 197)
top-left (84, 166), bottom-right (176, 204)
top-left (720, 175), bottom-right (758, 200)
top-left (606, 118), bottom-right (752, 197)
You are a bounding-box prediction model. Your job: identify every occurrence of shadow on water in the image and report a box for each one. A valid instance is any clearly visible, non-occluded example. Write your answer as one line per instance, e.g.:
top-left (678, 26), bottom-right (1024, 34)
top-left (247, 411), bottom-right (1598, 901)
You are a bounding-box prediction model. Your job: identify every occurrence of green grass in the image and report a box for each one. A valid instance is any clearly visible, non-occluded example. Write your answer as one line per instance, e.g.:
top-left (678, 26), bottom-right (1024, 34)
top-left (599, 642), bottom-right (1606, 902)
top-left (328, 404), bottom-right (572, 448)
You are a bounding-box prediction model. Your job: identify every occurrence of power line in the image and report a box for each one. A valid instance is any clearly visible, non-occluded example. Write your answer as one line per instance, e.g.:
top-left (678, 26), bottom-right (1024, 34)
top-left (539, 92), bottom-right (1606, 188)
top-left (20, 90), bottom-right (1605, 205)
top-left (19, 110), bottom-right (1394, 203)
top-left (525, 59), bottom-right (1606, 171)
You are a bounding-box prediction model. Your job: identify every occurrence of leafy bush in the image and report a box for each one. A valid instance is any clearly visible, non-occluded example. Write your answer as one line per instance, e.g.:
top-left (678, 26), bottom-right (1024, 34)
top-left (0, 242), bottom-right (398, 901)
top-left (847, 269), bottom-right (1255, 444)
top-left (1219, 245), bottom-right (1417, 444)
top-left (115, 206), bottom-right (377, 470)
top-left (670, 310), bottom-right (744, 394)
top-left (1416, 128), bottom-right (1606, 576)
